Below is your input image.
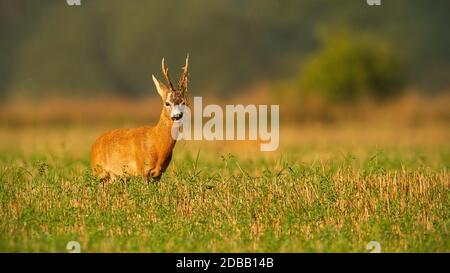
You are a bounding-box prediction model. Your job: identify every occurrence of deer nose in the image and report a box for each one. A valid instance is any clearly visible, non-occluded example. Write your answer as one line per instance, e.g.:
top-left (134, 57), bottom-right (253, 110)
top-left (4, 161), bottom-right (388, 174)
top-left (172, 112), bottom-right (183, 121)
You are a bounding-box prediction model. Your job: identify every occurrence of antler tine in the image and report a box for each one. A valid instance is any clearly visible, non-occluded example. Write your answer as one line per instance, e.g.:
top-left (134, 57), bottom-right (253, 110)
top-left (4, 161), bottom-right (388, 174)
top-left (161, 58), bottom-right (174, 90)
top-left (178, 54), bottom-right (189, 92)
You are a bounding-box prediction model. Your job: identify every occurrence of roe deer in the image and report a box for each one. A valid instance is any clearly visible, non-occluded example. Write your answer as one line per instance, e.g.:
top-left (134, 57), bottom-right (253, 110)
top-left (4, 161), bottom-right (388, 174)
top-left (91, 55), bottom-right (189, 182)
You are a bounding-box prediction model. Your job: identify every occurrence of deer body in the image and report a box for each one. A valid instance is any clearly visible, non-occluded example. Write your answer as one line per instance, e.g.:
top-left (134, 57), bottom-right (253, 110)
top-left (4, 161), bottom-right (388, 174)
top-left (91, 56), bottom-right (189, 181)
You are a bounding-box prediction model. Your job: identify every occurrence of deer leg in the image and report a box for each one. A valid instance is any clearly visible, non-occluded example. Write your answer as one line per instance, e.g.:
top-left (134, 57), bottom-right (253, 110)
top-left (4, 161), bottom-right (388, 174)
top-left (94, 168), bottom-right (111, 186)
top-left (146, 167), bottom-right (162, 183)
top-left (146, 174), bottom-right (161, 184)
top-left (150, 166), bottom-right (162, 177)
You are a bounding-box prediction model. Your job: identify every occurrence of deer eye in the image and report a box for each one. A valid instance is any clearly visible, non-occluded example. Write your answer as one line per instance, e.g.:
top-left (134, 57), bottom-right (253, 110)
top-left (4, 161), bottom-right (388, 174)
top-left (165, 102), bottom-right (170, 106)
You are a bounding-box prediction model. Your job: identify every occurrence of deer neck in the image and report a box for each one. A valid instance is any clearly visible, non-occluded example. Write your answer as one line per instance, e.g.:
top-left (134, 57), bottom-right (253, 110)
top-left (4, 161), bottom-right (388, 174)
top-left (154, 109), bottom-right (177, 150)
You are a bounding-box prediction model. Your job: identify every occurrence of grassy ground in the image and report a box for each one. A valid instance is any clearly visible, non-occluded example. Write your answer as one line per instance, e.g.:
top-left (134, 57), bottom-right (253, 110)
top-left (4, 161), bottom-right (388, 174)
top-left (0, 120), bottom-right (448, 252)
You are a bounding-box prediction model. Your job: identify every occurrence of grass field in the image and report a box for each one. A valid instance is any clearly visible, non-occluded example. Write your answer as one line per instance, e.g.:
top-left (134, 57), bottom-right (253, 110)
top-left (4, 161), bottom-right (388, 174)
top-left (0, 97), bottom-right (449, 252)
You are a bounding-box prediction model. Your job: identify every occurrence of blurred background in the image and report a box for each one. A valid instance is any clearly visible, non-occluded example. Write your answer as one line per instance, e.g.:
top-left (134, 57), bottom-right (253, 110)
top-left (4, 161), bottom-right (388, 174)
top-left (2, 1), bottom-right (449, 253)
top-left (0, 0), bottom-right (449, 157)
top-left (1, 0), bottom-right (450, 96)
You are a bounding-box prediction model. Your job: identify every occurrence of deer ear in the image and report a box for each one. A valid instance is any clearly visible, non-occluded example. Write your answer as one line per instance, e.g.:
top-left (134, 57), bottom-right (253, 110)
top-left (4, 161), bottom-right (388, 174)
top-left (152, 74), bottom-right (167, 99)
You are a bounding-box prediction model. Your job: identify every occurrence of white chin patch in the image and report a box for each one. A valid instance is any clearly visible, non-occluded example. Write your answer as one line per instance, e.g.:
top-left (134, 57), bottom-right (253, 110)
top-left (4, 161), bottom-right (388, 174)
top-left (171, 105), bottom-right (184, 118)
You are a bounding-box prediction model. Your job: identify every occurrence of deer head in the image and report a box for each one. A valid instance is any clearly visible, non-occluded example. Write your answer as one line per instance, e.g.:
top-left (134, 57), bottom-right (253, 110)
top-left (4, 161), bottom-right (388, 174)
top-left (152, 55), bottom-right (189, 122)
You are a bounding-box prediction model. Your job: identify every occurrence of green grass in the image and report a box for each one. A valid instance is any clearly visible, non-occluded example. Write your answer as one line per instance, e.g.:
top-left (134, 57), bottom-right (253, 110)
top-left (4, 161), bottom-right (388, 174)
top-left (0, 147), bottom-right (448, 252)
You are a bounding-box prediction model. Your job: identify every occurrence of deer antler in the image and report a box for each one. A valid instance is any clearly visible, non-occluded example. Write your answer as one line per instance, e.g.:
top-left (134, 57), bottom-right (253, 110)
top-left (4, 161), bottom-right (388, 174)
top-left (178, 54), bottom-right (189, 92)
top-left (161, 58), bottom-right (174, 91)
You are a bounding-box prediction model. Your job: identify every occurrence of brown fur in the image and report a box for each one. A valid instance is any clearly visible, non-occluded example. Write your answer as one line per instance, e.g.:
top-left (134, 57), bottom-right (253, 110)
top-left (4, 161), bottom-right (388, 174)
top-left (91, 111), bottom-right (175, 181)
top-left (91, 56), bottom-right (188, 182)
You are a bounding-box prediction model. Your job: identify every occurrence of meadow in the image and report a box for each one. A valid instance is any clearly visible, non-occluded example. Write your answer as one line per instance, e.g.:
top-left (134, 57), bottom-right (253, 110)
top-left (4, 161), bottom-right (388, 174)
top-left (0, 96), bottom-right (449, 252)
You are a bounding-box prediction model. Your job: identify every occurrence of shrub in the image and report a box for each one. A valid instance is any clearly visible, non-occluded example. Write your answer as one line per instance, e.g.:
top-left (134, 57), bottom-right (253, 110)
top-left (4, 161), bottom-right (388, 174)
top-left (299, 30), bottom-right (405, 102)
